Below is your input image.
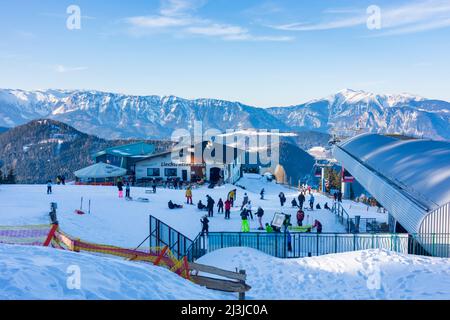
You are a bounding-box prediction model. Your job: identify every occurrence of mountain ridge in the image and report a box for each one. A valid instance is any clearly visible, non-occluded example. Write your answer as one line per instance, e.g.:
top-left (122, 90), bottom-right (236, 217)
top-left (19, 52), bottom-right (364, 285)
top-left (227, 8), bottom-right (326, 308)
top-left (1, 88), bottom-right (449, 140)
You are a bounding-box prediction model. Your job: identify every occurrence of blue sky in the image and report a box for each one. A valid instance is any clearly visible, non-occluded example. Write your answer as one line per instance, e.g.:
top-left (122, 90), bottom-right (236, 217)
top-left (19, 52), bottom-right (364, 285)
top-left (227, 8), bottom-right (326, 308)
top-left (0, 0), bottom-right (449, 106)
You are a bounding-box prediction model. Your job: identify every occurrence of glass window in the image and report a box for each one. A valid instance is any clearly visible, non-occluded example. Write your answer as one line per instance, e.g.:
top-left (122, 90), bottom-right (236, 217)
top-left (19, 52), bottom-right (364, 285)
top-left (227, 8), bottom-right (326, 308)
top-left (147, 168), bottom-right (160, 177)
top-left (165, 168), bottom-right (178, 177)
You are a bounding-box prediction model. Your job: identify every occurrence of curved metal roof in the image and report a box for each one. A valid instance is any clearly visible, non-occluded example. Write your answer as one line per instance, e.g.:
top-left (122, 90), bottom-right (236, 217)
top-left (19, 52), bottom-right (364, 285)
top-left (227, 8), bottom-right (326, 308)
top-left (339, 134), bottom-right (450, 210)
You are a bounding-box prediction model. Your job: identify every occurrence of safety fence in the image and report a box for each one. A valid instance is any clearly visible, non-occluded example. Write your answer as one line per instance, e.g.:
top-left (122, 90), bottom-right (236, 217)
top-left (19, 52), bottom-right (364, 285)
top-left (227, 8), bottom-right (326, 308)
top-left (0, 224), bottom-right (191, 280)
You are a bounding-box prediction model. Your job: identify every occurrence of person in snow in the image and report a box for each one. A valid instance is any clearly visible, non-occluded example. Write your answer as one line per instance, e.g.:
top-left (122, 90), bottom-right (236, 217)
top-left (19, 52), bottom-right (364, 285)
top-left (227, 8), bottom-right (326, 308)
top-left (312, 219), bottom-right (323, 234)
top-left (185, 186), bottom-right (193, 205)
top-left (206, 195), bottom-right (215, 217)
top-left (260, 188), bottom-right (265, 200)
top-left (227, 189), bottom-right (236, 207)
top-left (265, 223), bottom-right (273, 233)
top-left (46, 180), bottom-right (53, 194)
top-left (245, 201), bottom-right (254, 220)
top-left (197, 200), bottom-right (207, 211)
top-left (337, 191), bottom-right (343, 203)
top-left (152, 181), bottom-right (157, 193)
top-left (224, 199), bottom-right (232, 219)
top-left (291, 198), bottom-right (299, 208)
top-left (256, 206), bottom-right (265, 230)
top-left (324, 202), bottom-right (331, 210)
top-left (333, 192), bottom-right (338, 202)
top-left (217, 198), bottom-right (224, 214)
top-left (316, 203), bottom-right (321, 210)
top-left (296, 209), bottom-right (305, 227)
top-left (117, 180), bottom-right (124, 198)
top-left (240, 193), bottom-right (249, 210)
top-left (240, 208), bottom-right (250, 233)
top-left (61, 175), bottom-right (66, 185)
top-left (125, 182), bottom-right (131, 198)
top-left (309, 193), bottom-right (315, 210)
top-left (298, 192), bottom-right (305, 210)
top-left (279, 192), bottom-right (286, 207)
top-left (200, 216), bottom-right (209, 236)
top-left (168, 200), bottom-right (183, 209)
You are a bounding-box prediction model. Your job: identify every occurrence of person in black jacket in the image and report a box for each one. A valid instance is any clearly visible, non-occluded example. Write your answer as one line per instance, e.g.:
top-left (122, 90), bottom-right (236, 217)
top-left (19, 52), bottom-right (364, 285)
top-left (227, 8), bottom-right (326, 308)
top-left (206, 195), bottom-right (215, 217)
top-left (217, 198), bottom-right (224, 214)
top-left (201, 216), bottom-right (209, 236)
top-left (298, 193), bottom-right (305, 210)
top-left (117, 180), bottom-right (124, 198)
top-left (256, 207), bottom-right (265, 230)
top-left (168, 200), bottom-right (183, 209)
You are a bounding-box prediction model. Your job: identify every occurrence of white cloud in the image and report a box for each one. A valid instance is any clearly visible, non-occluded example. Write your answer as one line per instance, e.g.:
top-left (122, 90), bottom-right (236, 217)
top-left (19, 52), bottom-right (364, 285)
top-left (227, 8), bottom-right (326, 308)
top-left (124, 0), bottom-right (293, 42)
top-left (271, 0), bottom-right (450, 35)
top-left (55, 65), bottom-right (88, 73)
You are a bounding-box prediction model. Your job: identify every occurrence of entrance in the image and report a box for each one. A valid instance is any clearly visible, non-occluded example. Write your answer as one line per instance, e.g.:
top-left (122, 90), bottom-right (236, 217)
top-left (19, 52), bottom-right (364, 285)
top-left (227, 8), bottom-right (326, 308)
top-left (209, 167), bottom-right (221, 183)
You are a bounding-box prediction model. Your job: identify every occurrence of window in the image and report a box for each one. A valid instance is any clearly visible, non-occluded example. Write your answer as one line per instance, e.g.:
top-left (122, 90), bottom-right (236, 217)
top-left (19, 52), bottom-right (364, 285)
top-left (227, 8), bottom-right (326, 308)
top-left (147, 168), bottom-right (160, 177)
top-left (165, 168), bottom-right (178, 177)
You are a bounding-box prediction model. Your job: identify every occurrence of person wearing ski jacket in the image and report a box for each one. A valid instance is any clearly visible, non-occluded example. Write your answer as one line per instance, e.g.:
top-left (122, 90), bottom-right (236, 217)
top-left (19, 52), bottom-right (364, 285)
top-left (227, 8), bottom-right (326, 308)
top-left (117, 180), bottom-right (124, 198)
top-left (312, 220), bottom-right (323, 233)
top-left (185, 187), bottom-right (193, 204)
top-left (224, 199), bottom-right (231, 219)
top-left (240, 209), bottom-right (250, 232)
top-left (201, 216), bottom-right (209, 236)
top-left (296, 210), bottom-right (305, 227)
top-left (217, 198), bottom-right (224, 214)
top-left (256, 207), bottom-right (264, 230)
top-left (125, 182), bottom-right (131, 198)
top-left (298, 193), bottom-right (305, 209)
top-left (260, 188), bottom-right (265, 200)
top-left (241, 193), bottom-right (249, 210)
top-left (265, 223), bottom-right (274, 233)
top-left (46, 180), bottom-right (52, 194)
top-left (279, 192), bottom-right (286, 207)
top-left (245, 201), bottom-right (253, 220)
top-left (206, 195), bottom-right (215, 217)
top-left (309, 194), bottom-right (315, 210)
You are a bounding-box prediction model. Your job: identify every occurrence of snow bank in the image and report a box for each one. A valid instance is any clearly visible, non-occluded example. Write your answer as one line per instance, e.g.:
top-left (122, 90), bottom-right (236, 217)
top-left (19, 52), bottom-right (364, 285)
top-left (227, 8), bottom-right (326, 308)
top-left (197, 248), bottom-right (450, 300)
top-left (0, 244), bottom-right (230, 300)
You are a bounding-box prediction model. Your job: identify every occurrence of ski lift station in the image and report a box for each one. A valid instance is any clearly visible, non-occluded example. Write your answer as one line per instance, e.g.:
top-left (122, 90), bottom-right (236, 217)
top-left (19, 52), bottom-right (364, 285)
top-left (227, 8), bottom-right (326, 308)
top-left (333, 133), bottom-right (450, 256)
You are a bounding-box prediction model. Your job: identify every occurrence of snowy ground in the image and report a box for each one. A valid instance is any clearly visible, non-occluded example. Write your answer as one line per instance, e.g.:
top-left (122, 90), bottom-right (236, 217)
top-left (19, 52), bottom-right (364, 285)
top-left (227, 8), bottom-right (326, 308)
top-left (0, 174), bottom-right (348, 248)
top-left (198, 247), bottom-right (450, 300)
top-left (0, 243), bottom-right (229, 300)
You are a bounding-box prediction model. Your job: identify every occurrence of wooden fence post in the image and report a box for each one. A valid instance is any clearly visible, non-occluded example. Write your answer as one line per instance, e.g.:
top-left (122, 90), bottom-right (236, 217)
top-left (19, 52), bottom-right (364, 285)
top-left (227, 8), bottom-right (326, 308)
top-left (238, 270), bottom-right (246, 300)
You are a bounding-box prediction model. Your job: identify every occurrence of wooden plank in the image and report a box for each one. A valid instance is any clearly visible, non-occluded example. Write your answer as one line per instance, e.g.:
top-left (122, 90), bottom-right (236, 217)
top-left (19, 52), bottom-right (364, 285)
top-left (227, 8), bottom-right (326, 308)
top-left (191, 275), bottom-right (251, 293)
top-left (189, 262), bottom-right (246, 281)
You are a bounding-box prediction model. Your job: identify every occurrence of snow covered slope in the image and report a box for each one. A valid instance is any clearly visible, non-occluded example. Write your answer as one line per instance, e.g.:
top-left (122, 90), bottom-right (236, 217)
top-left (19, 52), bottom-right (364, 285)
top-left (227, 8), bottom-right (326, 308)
top-left (0, 244), bottom-right (229, 300)
top-left (0, 88), bottom-right (448, 140)
top-left (197, 247), bottom-right (450, 300)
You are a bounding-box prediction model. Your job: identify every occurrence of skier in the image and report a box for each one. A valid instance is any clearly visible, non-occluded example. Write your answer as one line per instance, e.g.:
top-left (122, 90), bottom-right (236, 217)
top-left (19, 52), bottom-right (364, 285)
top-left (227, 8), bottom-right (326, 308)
top-left (228, 189), bottom-right (236, 207)
top-left (200, 216), bottom-right (209, 236)
top-left (152, 181), bottom-right (157, 193)
top-left (296, 209), bottom-right (305, 227)
top-left (316, 203), bottom-right (321, 210)
top-left (245, 201), bottom-right (253, 220)
top-left (125, 182), bottom-right (131, 199)
top-left (61, 175), bottom-right (66, 185)
top-left (312, 219), bottom-right (323, 234)
top-left (309, 193), bottom-right (315, 210)
top-left (260, 188), bottom-right (265, 200)
top-left (217, 198), bottom-right (224, 214)
top-left (291, 198), bottom-right (299, 208)
top-left (324, 202), bottom-right (331, 210)
top-left (206, 195), bottom-right (215, 217)
top-left (185, 187), bottom-right (193, 205)
top-left (240, 193), bottom-right (249, 210)
top-left (256, 206), bottom-right (264, 230)
top-left (265, 223), bottom-right (274, 233)
top-left (224, 199), bottom-right (231, 219)
top-left (117, 180), bottom-right (124, 198)
top-left (240, 208), bottom-right (250, 233)
top-left (46, 180), bottom-right (52, 194)
top-left (298, 193), bottom-right (305, 210)
top-left (337, 191), bottom-right (343, 203)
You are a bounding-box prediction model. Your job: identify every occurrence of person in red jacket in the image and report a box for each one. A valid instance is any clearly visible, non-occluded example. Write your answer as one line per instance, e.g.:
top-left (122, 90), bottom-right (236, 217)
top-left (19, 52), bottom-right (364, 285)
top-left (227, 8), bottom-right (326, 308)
top-left (296, 210), bottom-right (305, 227)
top-left (224, 199), bottom-right (232, 220)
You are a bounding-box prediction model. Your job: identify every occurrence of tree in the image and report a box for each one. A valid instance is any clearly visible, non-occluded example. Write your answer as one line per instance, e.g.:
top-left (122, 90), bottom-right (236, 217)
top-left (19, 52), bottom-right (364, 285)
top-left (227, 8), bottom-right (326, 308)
top-left (325, 167), bottom-right (341, 191)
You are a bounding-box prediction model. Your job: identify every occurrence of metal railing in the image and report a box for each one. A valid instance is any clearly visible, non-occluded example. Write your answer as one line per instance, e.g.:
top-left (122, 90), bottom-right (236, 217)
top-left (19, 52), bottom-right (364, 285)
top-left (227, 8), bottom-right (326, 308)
top-left (149, 215), bottom-right (193, 260)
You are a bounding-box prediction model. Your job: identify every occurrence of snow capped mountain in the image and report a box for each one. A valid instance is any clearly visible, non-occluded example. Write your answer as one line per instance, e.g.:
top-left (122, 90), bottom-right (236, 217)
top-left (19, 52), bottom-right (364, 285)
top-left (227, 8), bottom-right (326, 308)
top-left (0, 88), bottom-right (449, 140)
